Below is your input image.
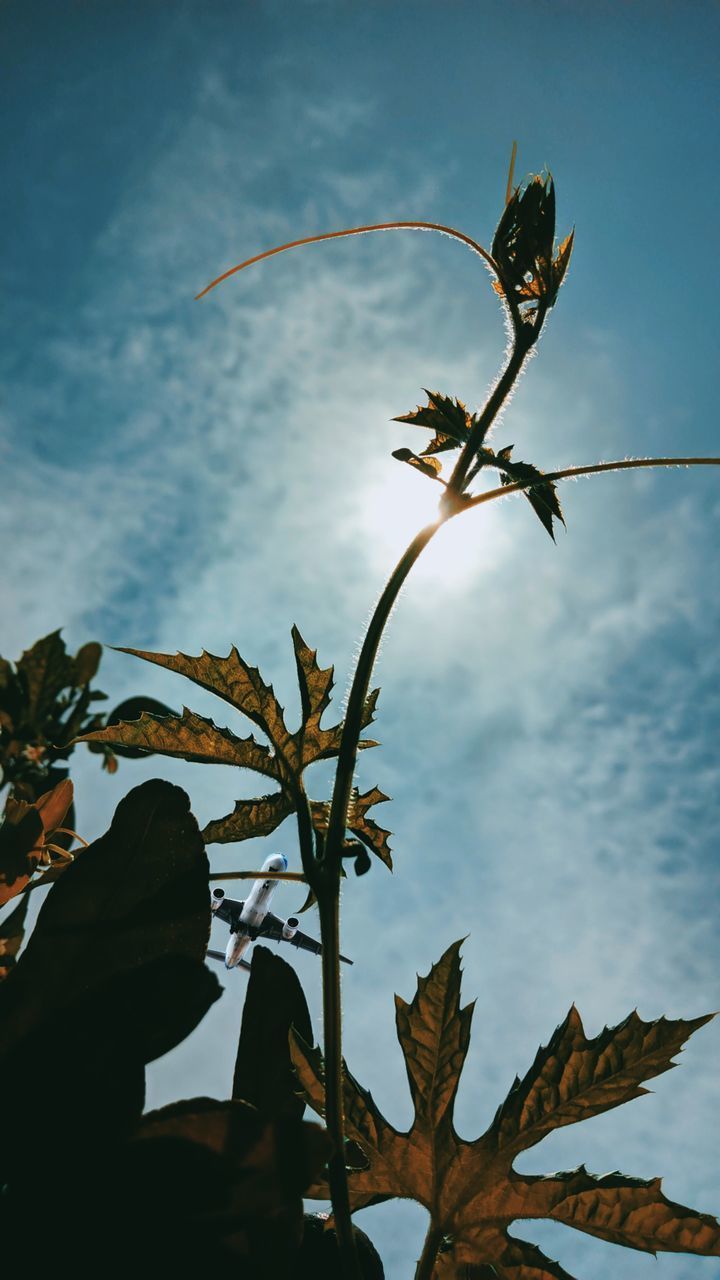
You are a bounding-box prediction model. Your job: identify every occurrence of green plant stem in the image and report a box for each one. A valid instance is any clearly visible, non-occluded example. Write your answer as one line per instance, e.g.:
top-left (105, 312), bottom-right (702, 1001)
top-left (446, 336), bottom-right (530, 498)
top-left (462, 456), bottom-right (720, 514)
top-left (317, 872), bottom-right (363, 1280)
top-left (324, 519), bottom-right (443, 866)
top-left (415, 1222), bottom-right (444, 1280)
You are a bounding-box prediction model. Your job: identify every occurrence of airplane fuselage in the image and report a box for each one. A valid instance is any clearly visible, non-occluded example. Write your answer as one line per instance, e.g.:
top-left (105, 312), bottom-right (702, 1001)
top-left (222, 853), bottom-right (286, 968)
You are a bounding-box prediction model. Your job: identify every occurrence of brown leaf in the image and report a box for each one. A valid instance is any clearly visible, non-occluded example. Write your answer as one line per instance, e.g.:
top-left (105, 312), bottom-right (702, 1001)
top-left (0, 778), bottom-right (73, 905)
top-left (310, 785), bottom-right (392, 871)
top-left (202, 792), bottom-right (294, 844)
top-left (292, 942), bottom-right (719, 1274)
top-left (80, 708), bottom-right (277, 776)
top-left (79, 634), bottom-right (379, 848)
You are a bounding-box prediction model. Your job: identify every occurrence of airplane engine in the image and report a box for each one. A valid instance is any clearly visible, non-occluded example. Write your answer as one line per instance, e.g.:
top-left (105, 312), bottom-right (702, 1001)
top-left (211, 888), bottom-right (225, 912)
top-left (282, 916), bottom-right (299, 941)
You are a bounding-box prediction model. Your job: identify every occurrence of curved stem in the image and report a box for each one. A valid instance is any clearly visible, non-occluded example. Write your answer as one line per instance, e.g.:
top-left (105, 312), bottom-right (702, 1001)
top-left (324, 519), bottom-right (442, 864)
top-left (195, 221), bottom-right (499, 300)
top-left (415, 1222), bottom-right (444, 1280)
top-left (317, 877), bottom-right (363, 1280)
top-left (445, 339), bottom-right (529, 498)
top-left (461, 456), bottom-right (720, 515)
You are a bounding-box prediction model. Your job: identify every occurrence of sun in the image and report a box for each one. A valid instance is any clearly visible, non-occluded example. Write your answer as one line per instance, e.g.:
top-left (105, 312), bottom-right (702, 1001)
top-left (356, 465), bottom-right (508, 587)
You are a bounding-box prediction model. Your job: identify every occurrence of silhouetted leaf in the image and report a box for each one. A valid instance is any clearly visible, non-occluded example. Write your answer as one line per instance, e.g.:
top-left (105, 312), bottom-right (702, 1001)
top-left (394, 391), bottom-right (471, 448)
top-left (0, 894), bottom-right (28, 979)
top-left (133, 1098), bottom-right (332, 1277)
top-left (0, 778), bottom-right (211, 1058)
top-left (297, 1214), bottom-right (385, 1279)
top-left (392, 448), bottom-right (445, 480)
top-left (233, 945), bottom-right (313, 1120)
top-left (0, 955), bottom-right (221, 1181)
top-left (491, 173), bottom-right (572, 325)
top-left (498, 451), bottom-right (565, 540)
top-left (292, 942), bottom-right (719, 1274)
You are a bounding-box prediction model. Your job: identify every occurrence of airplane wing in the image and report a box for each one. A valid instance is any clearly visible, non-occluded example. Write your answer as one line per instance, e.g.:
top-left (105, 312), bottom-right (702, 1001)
top-left (211, 894), bottom-right (243, 925)
top-left (206, 948), bottom-right (251, 972)
top-left (260, 912), bottom-right (353, 964)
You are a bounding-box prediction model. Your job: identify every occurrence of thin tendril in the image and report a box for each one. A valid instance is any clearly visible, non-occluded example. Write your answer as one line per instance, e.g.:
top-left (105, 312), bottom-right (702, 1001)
top-left (195, 221), bottom-right (499, 300)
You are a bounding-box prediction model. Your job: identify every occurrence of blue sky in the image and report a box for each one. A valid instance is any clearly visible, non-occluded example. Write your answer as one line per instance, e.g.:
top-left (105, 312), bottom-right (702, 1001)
top-left (2, 3), bottom-right (719, 1275)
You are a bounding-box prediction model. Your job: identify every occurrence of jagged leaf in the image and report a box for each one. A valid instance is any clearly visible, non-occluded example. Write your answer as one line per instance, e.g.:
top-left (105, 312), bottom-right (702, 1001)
top-left (491, 173), bottom-right (572, 320)
top-left (203, 792), bottom-right (294, 844)
top-left (310, 786), bottom-right (392, 870)
top-left (78, 632), bottom-right (379, 848)
top-left (393, 391), bottom-right (471, 447)
top-left (80, 707), bottom-right (277, 774)
top-left (233, 945), bottom-right (313, 1120)
top-left (498, 450), bottom-right (565, 540)
top-left (292, 941), bottom-right (719, 1274)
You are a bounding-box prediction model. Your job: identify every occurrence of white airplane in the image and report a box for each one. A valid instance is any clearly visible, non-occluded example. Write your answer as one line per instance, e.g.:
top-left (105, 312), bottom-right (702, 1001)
top-left (207, 853), bottom-right (353, 971)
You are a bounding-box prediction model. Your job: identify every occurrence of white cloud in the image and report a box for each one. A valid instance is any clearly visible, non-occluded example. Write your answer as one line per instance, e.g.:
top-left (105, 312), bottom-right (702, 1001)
top-left (4, 62), bottom-right (719, 1279)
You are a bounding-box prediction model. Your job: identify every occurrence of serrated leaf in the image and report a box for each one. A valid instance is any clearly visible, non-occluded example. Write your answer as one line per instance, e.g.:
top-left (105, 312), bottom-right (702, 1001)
top-left (202, 792), bottom-right (294, 844)
top-left (0, 778), bottom-right (73, 905)
top-left (498, 454), bottom-right (565, 541)
top-left (394, 391), bottom-right (471, 446)
top-left (82, 633), bottom-right (381, 847)
top-left (80, 708), bottom-right (278, 776)
top-left (310, 786), bottom-right (392, 870)
top-left (292, 941), bottom-right (719, 1274)
top-left (491, 173), bottom-right (571, 318)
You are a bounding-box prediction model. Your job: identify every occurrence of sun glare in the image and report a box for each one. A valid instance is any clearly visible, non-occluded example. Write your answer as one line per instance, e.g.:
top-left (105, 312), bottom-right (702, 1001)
top-left (358, 466), bottom-right (507, 587)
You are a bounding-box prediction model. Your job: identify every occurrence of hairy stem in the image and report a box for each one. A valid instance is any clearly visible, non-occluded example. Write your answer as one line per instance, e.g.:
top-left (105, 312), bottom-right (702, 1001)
top-left (415, 1222), bottom-right (444, 1280)
top-left (317, 875), bottom-right (363, 1280)
top-left (462, 456), bottom-right (720, 515)
top-left (324, 519), bottom-right (442, 865)
top-left (446, 335), bottom-right (530, 497)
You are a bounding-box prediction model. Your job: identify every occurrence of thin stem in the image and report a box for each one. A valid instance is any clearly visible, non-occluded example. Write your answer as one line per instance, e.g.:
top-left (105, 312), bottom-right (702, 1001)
top-left (195, 221), bottom-right (499, 301)
top-left (209, 870), bottom-right (307, 882)
top-left (324, 519), bottom-right (442, 864)
top-left (461, 456), bottom-right (720, 515)
top-left (317, 879), bottom-right (363, 1280)
top-left (415, 1222), bottom-right (444, 1280)
top-left (445, 340), bottom-right (529, 497)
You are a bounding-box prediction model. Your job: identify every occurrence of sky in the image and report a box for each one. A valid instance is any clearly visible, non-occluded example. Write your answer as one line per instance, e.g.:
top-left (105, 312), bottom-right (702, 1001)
top-left (2, 2), bottom-right (720, 1275)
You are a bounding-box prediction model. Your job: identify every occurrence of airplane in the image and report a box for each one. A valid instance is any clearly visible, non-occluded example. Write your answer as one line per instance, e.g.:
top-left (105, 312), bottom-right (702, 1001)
top-left (206, 853), bottom-right (353, 971)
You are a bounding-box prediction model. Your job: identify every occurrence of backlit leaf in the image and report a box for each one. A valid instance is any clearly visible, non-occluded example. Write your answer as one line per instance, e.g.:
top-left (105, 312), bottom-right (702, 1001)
top-left (80, 707), bottom-right (277, 775)
top-left (292, 942), bottom-right (719, 1274)
top-left (78, 632), bottom-right (380, 848)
